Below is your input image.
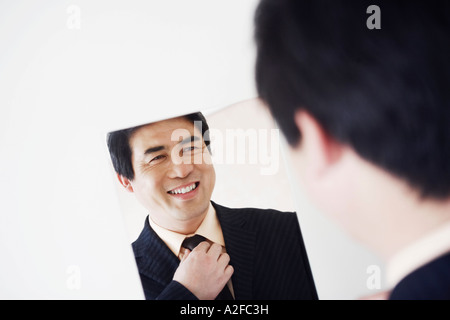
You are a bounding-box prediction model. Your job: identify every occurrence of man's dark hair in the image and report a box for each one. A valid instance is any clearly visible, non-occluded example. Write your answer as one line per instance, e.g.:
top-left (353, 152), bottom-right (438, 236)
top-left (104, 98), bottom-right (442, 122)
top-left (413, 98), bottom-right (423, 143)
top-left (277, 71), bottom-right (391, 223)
top-left (107, 112), bottom-right (211, 180)
top-left (254, 0), bottom-right (450, 199)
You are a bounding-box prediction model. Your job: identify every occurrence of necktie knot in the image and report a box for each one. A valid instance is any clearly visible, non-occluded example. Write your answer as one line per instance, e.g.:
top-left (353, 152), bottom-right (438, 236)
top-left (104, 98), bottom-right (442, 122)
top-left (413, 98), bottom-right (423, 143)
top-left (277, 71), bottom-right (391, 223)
top-left (181, 234), bottom-right (207, 251)
top-left (180, 234), bottom-right (234, 300)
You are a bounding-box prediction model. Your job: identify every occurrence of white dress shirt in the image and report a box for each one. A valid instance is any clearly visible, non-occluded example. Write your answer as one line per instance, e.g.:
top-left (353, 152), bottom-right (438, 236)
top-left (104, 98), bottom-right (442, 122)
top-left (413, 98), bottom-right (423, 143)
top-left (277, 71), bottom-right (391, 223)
top-left (386, 222), bottom-right (450, 289)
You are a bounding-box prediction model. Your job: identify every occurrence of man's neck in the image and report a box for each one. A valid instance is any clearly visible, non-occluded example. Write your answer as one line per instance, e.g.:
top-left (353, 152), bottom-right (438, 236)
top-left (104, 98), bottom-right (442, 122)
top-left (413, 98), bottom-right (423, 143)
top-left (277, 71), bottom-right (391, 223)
top-left (150, 205), bottom-right (210, 235)
top-left (355, 168), bottom-right (450, 261)
top-left (385, 197), bottom-right (450, 260)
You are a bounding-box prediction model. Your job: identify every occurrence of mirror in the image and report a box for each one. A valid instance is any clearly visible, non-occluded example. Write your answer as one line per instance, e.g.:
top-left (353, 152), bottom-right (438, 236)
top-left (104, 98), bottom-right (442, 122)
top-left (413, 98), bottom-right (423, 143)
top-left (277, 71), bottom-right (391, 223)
top-left (108, 98), bottom-right (295, 244)
top-left (105, 98), bottom-right (322, 300)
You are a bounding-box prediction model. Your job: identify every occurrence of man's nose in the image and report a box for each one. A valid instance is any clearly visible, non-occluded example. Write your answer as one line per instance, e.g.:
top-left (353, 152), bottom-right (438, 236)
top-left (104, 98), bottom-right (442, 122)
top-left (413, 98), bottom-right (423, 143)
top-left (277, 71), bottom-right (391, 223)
top-left (167, 160), bottom-right (194, 179)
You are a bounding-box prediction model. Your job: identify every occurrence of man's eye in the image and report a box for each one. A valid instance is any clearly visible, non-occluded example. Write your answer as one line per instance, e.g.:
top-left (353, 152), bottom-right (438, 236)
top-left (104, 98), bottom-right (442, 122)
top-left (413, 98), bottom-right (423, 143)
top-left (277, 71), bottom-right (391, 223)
top-left (183, 146), bottom-right (197, 152)
top-left (149, 155), bottom-right (165, 163)
top-left (182, 145), bottom-right (203, 156)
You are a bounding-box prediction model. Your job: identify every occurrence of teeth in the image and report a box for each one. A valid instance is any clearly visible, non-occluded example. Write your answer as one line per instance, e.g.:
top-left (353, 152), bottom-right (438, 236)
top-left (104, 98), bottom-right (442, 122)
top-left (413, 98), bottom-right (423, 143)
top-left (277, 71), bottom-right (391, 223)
top-left (170, 183), bottom-right (197, 195)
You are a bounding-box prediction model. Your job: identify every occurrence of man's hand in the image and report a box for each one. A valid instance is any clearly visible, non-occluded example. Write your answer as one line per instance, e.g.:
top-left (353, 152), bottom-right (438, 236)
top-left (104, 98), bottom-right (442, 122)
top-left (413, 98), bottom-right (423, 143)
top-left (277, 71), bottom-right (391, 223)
top-left (173, 241), bottom-right (234, 300)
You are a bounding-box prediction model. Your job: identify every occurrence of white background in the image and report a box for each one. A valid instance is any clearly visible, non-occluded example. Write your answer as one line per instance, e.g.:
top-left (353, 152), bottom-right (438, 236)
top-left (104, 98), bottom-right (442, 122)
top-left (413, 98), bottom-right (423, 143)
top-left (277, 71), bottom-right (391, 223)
top-left (0, 0), bottom-right (384, 299)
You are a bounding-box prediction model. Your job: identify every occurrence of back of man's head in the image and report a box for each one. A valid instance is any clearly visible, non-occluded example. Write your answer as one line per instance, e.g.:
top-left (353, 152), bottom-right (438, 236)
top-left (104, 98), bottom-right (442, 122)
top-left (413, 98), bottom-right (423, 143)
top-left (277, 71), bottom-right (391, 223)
top-left (255, 0), bottom-right (450, 199)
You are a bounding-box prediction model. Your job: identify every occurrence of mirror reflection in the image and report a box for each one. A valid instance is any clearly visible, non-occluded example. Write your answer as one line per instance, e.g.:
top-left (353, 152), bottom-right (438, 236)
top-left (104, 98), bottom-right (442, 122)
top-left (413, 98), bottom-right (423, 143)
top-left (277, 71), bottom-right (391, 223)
top-left (106, 99), bottom-right (318, 300)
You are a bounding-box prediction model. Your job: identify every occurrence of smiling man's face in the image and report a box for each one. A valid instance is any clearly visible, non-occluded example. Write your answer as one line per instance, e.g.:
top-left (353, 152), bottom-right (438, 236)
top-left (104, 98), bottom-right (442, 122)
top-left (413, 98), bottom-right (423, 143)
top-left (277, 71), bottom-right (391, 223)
top-left (125, 116), bottom-right (215, 233)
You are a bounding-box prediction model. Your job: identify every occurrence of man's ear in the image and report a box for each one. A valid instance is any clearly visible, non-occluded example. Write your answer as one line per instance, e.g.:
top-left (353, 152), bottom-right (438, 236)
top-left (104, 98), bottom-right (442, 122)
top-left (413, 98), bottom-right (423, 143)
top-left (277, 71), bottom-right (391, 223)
top-left (293, 110), bottom-right (344, 179)
top-left (116, 173), bottom-right (134, 193)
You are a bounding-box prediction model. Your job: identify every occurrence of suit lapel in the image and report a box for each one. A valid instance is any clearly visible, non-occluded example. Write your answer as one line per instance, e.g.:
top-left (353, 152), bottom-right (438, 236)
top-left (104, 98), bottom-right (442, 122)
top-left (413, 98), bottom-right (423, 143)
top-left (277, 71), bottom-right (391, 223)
top-left (132, 217), bottom-right (180, 287)
top-left (213, 201), bottom-right (256, 300)
top-left (134, 205), bottom-right (256, 299)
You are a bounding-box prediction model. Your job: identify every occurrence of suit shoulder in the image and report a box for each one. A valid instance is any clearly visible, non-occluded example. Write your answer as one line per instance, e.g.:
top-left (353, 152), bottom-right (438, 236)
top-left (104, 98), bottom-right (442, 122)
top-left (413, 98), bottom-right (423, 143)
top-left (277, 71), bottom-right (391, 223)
top-left (214, 202), bottom-right (298, 229)
top-left (390, 252), bottom-right (450, 299)
top-left (233, 205), bottom-right (297, 222)
top-left (247, 208), bottom-right (300, 235)
top-left (131, 219), bottom-right (151, 258)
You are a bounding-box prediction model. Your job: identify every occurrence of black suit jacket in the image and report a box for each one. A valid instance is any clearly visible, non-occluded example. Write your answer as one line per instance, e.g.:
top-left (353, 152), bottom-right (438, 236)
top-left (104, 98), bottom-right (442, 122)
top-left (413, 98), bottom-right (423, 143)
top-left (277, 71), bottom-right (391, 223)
top-left (389, 252), bottom-right (450, 300)
top-left (132, 201), bottom-right (318, 300)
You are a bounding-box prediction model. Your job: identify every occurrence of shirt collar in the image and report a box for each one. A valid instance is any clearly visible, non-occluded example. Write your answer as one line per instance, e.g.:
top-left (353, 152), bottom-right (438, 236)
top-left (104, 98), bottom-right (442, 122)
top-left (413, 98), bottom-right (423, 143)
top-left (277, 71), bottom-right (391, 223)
top-left (386, 221), bottom-right (450, 289)
top-left (148, 202), bottom-right (225, 257)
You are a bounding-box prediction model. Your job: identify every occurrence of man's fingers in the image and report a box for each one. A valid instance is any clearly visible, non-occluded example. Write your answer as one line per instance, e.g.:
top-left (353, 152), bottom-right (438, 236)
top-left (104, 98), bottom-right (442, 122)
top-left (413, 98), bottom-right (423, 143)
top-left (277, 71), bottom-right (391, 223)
top-left (180, 249), bottom-right (191, 262)
top-left (217, 252), bottom-right (230, 266)
top-left (224, 264), bottom-right (234, 279)
top-left (173, 241), bottom-right (234, 300)
top-left (207, 243), bottom-right (223, 259)
top-left (192, 241), bottom-right (211, 252)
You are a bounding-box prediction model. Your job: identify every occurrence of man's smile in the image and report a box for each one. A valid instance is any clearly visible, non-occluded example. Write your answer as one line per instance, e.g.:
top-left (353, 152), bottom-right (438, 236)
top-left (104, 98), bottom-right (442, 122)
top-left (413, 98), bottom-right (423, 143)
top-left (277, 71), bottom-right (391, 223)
top-left (167, 182), bottom-right (200, 199)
